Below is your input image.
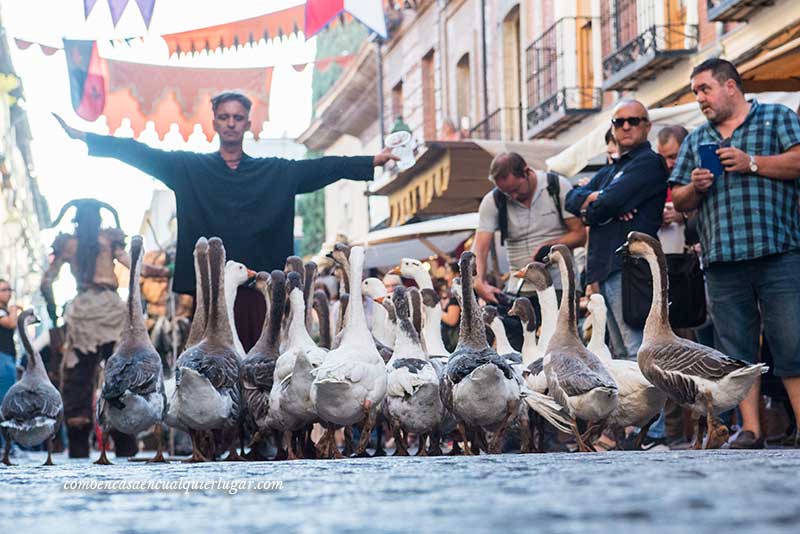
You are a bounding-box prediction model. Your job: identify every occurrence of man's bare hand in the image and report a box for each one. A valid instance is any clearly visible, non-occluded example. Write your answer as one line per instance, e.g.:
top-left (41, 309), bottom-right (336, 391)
top-left (691, 168), bottom-right (714, 193)
top-left (373, 146), bottom-right (401, 167)
top-left (51, 112), bottom-right (87, 141)
top-left (717, 146), bottom-right (750, 173)
top-left (475, 281), bottom-right (501, 304)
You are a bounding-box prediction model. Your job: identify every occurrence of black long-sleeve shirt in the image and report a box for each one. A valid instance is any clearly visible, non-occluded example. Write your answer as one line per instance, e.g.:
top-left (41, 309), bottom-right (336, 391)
top-left (565, 141), bottom-right (667, 284)
top-left (87, 133), bottom-right (375, 294)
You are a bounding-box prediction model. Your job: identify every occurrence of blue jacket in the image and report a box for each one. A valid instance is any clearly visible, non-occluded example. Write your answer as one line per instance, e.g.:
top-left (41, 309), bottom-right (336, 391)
top-left (565, 141), bottom-right (667, 283)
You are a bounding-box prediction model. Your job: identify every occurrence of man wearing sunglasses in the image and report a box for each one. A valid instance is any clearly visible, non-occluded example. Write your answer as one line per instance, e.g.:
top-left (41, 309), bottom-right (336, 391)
top-left (565, 100), bottom-right (667, 360)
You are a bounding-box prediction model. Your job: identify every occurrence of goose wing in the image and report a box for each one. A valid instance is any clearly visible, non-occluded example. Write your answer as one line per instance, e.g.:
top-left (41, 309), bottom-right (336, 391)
top-left (546, 351), bottom-right (613, 411)
top-left (102, 350), bottom-right (162, 403)
top-left (641, 340), bottom-right (752, 405)
top-left (445, 346), bottom-right (514, 385)
top-left (1, 383), bottom-right (62, 422)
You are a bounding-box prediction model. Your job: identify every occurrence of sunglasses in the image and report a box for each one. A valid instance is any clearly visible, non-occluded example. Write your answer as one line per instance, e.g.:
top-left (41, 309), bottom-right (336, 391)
top-left (611, 116), bottom-right (648, 128)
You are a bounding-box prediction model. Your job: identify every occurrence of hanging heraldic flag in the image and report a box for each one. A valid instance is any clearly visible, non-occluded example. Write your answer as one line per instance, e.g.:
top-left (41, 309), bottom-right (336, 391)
top-left (63, 39), bottom-right (106, 121)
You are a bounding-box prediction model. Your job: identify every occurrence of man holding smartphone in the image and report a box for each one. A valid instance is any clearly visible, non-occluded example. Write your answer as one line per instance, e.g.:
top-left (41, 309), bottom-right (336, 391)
top-left (671, 58), bottom-right (800, 449)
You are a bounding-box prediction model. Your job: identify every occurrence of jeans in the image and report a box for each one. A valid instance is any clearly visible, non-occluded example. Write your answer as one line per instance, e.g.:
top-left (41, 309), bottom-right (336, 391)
top-left (599, 271), bottom-right (644, 360)
top-left (706, 251), bottom-right (800, 377)
top-left (0, 352), bottom-right (17, 449)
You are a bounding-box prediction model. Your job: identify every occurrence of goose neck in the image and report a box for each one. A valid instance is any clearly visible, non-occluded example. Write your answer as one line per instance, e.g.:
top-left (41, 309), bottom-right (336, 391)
top-left (422, 306), bottom-right (449, 356)
top-left (554, 253), bottom-right (579, 339)
top-left (287, 289), bottom-right (315, 348)
top-left (340, 248), bottom-right (369, 347)
top-left (206, 245), bottom-right (234, 345)
top-left (642, 249), bottom-right (672, 339)
top-left (490, 318), bottom-right (514, 354)
top-left (521, 326), bottom-right (539, 365)
top-left (457, 259), bottom-right (488, 350)
top-left (588, 307), bottom-right (611, 363)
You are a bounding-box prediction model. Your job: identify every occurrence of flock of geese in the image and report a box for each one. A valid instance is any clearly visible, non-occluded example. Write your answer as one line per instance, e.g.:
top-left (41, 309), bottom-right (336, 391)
top-left (0, 231), bottom-right (769, 465)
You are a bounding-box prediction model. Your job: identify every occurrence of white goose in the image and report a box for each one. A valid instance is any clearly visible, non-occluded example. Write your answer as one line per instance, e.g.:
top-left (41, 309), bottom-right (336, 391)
top-left (383, 285), bottom-right (443, 456)
top-left (362, 277), bottom-right (396, 349)
top-left (619, 231), bottom-right (767, 449)
top-left (311, 246), bottom-right (387, 458)
top-left (542, 245), bottom-right (618, 452)
top-left (96, 235), bottom-right (166, 465)
top-left (224, 260), bottom-right (256, 358)
top-left (169, 237), bottom-right (242, 462)
top-left (268, 271), bottom-right (327, 459)
top-left (510, 263), bottom-right (558, 394)
top-left (482, 305), bottom-right (522, 365)
top-left (586, 293), bottom-right (666, 447)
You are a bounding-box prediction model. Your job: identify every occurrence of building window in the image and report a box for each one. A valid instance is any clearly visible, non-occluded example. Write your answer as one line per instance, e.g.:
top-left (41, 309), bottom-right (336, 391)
top-left (422, 49), bottom-right (436, 140)
top-left (456, 53), bottom-right (471, 130)
top-left (391, 80), bottom-right (404, 122)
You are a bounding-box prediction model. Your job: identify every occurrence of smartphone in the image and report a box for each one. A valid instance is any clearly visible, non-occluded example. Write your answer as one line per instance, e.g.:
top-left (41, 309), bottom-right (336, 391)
top-left (698, 143), bottom-right (724, 177)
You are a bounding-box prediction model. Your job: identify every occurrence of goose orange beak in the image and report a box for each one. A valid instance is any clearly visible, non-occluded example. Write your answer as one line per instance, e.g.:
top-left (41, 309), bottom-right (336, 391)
top-left (246, 268), bottom-right (257, 278)
top-left (388, 266), bottom-right (401, 275)
top-left (513, 269), bottom-right (526, 279)
top-left (373, 296), bottom-right (385, 304)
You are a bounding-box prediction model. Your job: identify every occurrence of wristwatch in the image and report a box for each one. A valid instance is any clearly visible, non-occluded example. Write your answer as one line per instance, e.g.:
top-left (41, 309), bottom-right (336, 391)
top-left (748, 154), bottom-right (758, 174)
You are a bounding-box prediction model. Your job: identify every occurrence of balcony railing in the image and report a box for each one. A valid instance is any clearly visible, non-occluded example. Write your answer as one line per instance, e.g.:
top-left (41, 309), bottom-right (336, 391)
top-left (526, 16), bottom-right (601, 139)
top-left (469, 107), bottom-right (523, 141)
top-left (601, 0), bottom-right (697, 91)
top-left (706, 0), bottom-right (775, 22)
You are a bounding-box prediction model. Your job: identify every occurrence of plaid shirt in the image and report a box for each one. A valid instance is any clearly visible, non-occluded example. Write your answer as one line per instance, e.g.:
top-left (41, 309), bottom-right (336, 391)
top-left (669, 100), bottom-right (800, 265)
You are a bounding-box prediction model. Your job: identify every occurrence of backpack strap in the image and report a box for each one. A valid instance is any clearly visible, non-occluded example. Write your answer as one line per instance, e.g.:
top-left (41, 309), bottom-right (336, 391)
top-left (492, 187), bottom-right (508, 246)
top-left (546, 172), bottom-right (565, 227)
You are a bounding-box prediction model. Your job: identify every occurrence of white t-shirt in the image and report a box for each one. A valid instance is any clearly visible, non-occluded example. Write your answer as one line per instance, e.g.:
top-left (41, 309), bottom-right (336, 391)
top-left (477, 171), bottom-right (575, 291)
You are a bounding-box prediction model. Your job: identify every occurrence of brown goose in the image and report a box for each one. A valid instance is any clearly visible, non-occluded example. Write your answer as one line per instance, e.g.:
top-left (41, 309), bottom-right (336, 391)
top-left (383, 286), bottom-right (443, 456)
top-left (170, 237), bottom-right (242, 462)
top-left (542, 245), bottom-right (618, 452)
top-left (1, 310), bottom-right (63, 466)
top-left (618, 232), bottom-right (767, 449)
top-left (96, 235), bottom-right (166, 465)
top-left (241, 270), bottom-right (286, 457)
top-left (312, 289), bottom-right (332, 350)
top-left (439, 251), bottom-right (520, 454)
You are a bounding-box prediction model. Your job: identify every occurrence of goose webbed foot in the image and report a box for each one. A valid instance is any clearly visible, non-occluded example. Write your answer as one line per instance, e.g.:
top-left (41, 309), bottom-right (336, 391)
top-left (41, 438), bottom-right (56, 466)
top-left (702, 394), bottom-right (728, 450)
top-left (457, 423), bottom-right (473, 456)
top-left (183, 431), bottom-right (209, 463)
top-left (343, 426), bottom-right (355, 457)
top-left (390, 421), bottom-right (408, 456)
top-left (94, 432), bottom-right (113, 465)
top-left (571, 420), bottom-right (594, 453)
top-left (416, 434), bottom-right (429, 456)
top-left (224, 446), bottom-right (245, 462)
top-left (2, 440), bottom-right (13, 466)
top-left (692, 416), bottom-right (704, 450)
top-left (354, 409), bottom-right (377, 457)
top-left (488, 401), bottom-right (517, 454)
top-left (147, 425), bottom-right (169, 463)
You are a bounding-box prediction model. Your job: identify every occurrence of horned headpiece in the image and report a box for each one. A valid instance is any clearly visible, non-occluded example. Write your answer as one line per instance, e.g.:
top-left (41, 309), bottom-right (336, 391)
top-left (50, 198), bottom-right (121, 229)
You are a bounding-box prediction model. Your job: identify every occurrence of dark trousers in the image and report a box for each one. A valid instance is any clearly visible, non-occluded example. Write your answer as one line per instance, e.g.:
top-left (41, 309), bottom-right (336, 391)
top-left (233, 285), bottom-right (267, 353)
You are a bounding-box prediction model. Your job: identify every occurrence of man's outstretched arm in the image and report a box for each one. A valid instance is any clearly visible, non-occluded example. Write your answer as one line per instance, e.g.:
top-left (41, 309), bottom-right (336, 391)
top-left (293, 147), bottom-right (399, 194)
top-left (52, 112), bottom-right (181, 188)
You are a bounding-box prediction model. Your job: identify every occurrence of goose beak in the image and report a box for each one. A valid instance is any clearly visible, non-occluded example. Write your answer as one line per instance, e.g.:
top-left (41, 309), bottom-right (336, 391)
top-left (513, 268), bottom-right (525, 279)
top-left (246, 268), bottom-right (257, 278)
top-left (615, 242), bottom-right (630, 256)
top-left (374, 296), bottom-right (385, 304)
top-left (388, 266), bottom-right (400, 275)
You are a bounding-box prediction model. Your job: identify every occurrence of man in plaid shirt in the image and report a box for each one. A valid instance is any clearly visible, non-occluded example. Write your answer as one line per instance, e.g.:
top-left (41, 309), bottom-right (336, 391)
top-left (671, 58), bottom-right (800, 449)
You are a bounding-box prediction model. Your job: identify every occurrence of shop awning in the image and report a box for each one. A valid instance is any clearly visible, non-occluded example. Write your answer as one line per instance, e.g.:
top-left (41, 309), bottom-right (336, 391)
top-left (358, 213), bottom-right (477, 269)
top-left (546, 92), bottom-right (800, 177)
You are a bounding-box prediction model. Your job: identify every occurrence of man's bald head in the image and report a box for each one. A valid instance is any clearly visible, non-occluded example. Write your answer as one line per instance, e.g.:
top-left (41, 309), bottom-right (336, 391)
top-left (611, 99), bottom-right (651, 152)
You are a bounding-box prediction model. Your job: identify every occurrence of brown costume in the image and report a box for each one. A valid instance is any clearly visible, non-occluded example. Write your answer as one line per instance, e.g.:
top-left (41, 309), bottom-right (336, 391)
top-left (41, 199), bottom-right (138, 458)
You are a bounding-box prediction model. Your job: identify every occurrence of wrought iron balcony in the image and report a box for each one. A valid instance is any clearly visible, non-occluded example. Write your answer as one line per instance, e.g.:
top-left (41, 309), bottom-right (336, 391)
top-left (601, 0), bottom-right (697, 91)
top-left (707, 0), bottom-right (775, 22)
top-left (469, 107), bottom-right (523, 141)
top-left (525, 17), bottom-right (601, 139)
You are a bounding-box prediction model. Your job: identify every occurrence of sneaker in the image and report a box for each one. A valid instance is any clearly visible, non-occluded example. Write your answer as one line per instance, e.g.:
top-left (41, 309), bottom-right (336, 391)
top-left (729, 430), bottom-right (765, 450)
